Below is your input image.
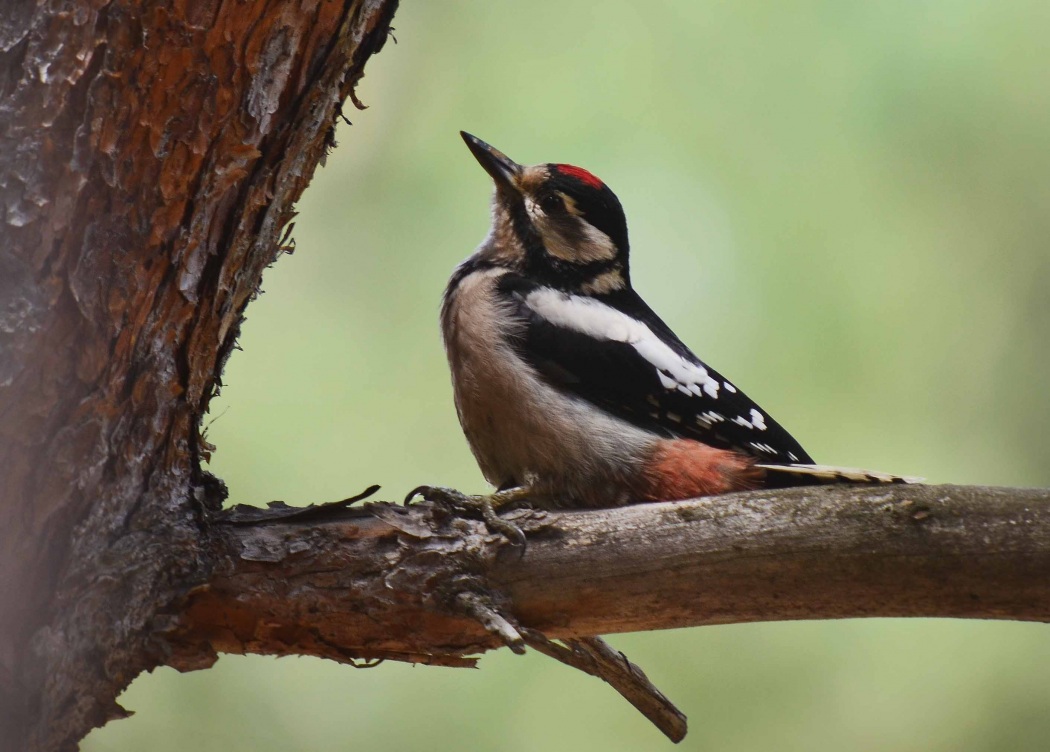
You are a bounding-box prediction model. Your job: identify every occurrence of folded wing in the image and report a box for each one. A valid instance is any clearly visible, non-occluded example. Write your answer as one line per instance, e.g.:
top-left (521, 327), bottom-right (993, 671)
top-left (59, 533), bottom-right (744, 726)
top-left (497, 275), bottom-right (815, 465)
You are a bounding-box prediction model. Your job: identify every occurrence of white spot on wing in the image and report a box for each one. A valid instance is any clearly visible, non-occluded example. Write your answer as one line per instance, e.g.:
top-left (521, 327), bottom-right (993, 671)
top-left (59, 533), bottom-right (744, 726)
top-left (525, 289), bottom-right (722, 399)
top-left (749, 409), bottom-right (767, 431)
top-left (724, 382), bottom-right (737, 393)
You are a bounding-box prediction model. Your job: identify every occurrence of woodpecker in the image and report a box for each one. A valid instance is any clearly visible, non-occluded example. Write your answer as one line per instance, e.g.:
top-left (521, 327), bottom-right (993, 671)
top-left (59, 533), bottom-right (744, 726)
top-left (441, 132), bottom-right (912, 509)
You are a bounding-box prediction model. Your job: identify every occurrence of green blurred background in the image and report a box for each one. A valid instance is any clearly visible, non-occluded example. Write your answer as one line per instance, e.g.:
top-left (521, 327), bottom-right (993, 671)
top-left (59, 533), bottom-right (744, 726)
top-left (85, 1), bottom-right (1050, 750)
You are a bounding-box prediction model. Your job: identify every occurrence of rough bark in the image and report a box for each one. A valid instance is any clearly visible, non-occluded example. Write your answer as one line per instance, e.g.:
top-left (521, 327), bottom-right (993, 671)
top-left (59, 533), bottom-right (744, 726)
top-left (0, 2), bottom-right (398, 750)
top-left (171, 484), bottom-right (1050, 670)
top-left (160, 481), bottom-right (1050, 744)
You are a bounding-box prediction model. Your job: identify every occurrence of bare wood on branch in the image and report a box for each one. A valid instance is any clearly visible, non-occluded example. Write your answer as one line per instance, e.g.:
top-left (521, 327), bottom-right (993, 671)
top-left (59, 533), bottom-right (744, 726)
top-left (165, 483), bottom-right (1050, 742)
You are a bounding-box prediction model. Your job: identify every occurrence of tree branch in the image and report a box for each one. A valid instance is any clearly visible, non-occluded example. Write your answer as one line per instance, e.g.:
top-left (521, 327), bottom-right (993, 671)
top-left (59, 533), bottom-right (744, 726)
top-left (165, 483), bottom-right (1050, 740)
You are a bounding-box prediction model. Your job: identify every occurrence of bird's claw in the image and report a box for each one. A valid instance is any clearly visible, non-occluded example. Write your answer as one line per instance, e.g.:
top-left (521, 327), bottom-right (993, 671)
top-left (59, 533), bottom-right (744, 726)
top-left (404, 485), bottom-right (463, 506)
top-left (404, 485), bottom-right (528, 549)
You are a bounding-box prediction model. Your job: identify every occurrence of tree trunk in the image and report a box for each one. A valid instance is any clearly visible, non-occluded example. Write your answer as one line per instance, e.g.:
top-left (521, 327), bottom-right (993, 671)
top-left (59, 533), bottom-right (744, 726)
top-left (0, 2), bottom-right (398, 749)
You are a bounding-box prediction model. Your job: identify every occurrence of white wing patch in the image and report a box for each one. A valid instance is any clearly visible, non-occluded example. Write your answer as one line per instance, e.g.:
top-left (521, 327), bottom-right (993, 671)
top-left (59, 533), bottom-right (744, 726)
top-left (525, 289), bottom-right (723, 399)
top-left (656, 371), bottom-right (676, 390)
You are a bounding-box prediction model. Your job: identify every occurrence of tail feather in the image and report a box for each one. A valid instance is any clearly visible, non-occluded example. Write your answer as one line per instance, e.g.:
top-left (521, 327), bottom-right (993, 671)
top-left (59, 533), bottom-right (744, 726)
top-left (756, 463), bottom-right (922, 488)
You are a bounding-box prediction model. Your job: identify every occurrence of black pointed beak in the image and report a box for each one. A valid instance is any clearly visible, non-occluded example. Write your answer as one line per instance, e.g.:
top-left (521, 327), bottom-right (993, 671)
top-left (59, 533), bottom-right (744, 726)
top-left (460, 131), bottom-right (522, 191)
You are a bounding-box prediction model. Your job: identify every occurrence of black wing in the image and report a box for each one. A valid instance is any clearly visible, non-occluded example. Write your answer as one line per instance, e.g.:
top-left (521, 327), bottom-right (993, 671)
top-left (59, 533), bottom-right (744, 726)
top-left (497, 274), bottom-right (814, 464)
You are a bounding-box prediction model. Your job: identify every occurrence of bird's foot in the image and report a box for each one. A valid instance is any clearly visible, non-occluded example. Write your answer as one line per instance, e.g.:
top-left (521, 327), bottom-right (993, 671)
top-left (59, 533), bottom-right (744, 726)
top-left (404, 485), bottom-right (532, 548)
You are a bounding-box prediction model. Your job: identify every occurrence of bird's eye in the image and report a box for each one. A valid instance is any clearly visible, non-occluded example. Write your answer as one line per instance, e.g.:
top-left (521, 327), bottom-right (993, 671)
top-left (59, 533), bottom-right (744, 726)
top-left (539, 193), bottom-right (565, 214)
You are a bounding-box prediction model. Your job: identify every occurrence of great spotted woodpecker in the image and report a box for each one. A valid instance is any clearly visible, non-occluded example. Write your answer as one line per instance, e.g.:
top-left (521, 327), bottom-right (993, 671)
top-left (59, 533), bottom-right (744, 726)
top-left (441, 132), bottom-right (912, 509)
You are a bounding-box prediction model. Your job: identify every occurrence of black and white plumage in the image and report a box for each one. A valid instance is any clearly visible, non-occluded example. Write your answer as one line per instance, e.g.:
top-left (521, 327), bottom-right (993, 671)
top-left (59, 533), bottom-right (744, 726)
top-left (442, 132), bottom-right (912, 507)
top-left (497, 273), bottom-right (811, 464)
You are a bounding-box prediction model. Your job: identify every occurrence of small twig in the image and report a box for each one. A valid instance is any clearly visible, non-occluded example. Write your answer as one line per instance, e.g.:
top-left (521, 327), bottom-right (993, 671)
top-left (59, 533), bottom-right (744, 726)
top-left (349, 88), bottom-right (368, 111)
top-left (454, 591), bottom-right (525, 655)
top-left (346, 657), bottom-right (385, 669)
top-left (452, 581), bottom-right (684, 740)
top-left (520, 629), bottom-right (688, 743)
top-left (334, 103), bottom-right (352, 126)
top-left (221, 484), bottom-right (381, 525)
top-left (278, 221), bottom-right (297, 255)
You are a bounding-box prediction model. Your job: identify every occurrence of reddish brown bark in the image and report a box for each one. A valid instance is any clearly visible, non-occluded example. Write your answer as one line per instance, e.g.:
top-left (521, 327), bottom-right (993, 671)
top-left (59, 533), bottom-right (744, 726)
top-left (165, 483), bottom-right (1050, 744)
top-left (173, 484), bottom-right (1050, 667)
top-left (0, 2), bottom-right (398, 749)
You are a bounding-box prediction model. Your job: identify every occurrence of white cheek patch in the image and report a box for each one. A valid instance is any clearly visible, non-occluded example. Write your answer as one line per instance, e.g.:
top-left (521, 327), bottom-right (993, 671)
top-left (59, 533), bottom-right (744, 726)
top-left (575, 221), bottom-right (617, 263)
top-left (543, 222), bottom-right (617, 264)
top-left (525, 289), bottom-right (723, 399)
top-left (529, 197), bottom-right (617, 264)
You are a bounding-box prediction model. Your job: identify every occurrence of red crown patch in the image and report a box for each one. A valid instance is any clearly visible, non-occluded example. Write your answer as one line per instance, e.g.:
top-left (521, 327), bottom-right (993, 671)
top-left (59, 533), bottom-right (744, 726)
top-left (554, 164), bottom-right (604, 189)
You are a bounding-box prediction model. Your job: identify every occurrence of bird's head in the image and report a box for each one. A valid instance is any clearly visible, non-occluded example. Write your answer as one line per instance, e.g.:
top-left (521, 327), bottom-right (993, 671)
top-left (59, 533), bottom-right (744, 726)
top-left (462, 131), bottom-right (630, 294)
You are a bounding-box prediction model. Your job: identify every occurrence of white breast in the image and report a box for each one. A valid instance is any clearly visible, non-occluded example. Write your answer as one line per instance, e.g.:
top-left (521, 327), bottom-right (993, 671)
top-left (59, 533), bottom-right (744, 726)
top-left (442, 264), bottom-right (656, 505)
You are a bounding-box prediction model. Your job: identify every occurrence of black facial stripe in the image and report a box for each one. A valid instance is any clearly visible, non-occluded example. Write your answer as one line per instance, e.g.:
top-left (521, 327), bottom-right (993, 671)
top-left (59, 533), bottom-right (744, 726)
top-left (529, 253), bottom-right (621, 290)
top-left (507, 195), bottom-right (547, 264)
top-left (577, 258), bottom-right (620, 279)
